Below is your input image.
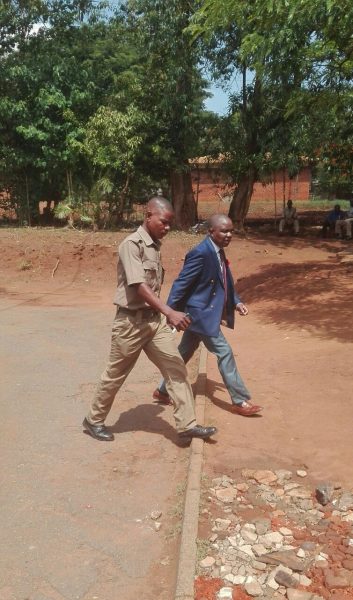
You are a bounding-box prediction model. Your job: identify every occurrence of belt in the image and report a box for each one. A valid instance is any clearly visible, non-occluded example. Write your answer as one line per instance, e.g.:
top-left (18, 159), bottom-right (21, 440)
top-left (117, 306), bottom-right (158, 319)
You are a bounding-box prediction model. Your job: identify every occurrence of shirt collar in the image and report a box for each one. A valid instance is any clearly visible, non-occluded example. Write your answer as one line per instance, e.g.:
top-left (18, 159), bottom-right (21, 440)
top-left (137, 225), bottom-right (161, 249)
top-left (208, 236), bottom-right (222, 254)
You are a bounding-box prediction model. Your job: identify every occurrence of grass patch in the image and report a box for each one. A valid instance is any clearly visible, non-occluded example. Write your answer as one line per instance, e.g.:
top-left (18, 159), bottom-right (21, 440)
top-left (19, 260), bottom-right (32, 271)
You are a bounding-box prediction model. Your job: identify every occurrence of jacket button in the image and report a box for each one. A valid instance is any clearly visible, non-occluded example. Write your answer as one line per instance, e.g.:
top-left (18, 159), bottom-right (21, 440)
top-left (212, 292), bottom-right (216, 296)
top-left (210, 305), bottom-right (214, 308)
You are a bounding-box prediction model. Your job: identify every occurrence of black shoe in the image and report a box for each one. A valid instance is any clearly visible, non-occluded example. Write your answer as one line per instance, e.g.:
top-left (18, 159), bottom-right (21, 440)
top-left (178, 425), bottom-right (217, 440)
top-left (82, 418), bottom-right (114, 441)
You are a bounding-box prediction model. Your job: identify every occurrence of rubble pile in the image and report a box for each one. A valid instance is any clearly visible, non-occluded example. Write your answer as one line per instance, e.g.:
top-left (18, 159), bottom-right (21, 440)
top-left (196, 469), bottom-right (353, 599)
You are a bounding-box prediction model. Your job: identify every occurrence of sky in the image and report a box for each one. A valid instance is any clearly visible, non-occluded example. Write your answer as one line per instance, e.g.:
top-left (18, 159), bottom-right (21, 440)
top-left (204, 83), bottom-right (230, 115)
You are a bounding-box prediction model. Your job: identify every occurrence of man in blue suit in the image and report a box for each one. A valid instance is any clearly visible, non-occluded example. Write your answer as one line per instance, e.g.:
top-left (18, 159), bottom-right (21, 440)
top-left (153, 214), bottom-right (263, 416)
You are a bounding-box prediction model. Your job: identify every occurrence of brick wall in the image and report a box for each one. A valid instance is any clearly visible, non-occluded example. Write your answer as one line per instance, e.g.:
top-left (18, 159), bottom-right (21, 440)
top-left (192, 166), bottom-right (311, 203)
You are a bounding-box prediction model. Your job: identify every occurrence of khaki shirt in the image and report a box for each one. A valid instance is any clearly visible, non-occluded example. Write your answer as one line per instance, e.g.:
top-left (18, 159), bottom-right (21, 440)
top-left (114, 225), bottom-right (164, 309)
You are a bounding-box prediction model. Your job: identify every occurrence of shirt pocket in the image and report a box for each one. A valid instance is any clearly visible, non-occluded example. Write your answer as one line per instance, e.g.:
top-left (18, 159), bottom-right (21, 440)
top-left (143, 260), bottom-right (159, 287)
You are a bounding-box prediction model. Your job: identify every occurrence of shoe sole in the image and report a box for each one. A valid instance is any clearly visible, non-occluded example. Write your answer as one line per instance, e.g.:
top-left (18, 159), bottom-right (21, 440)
top-left (179, 429), bottom-right (218, 440)
top-left (232, 408), bottom-right (263, 416)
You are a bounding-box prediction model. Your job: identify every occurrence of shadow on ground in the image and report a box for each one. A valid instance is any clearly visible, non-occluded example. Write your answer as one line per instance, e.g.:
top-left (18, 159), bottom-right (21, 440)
top-left (110, 403), bottom-right (193, 447)
top-left (237, 259), bottom-right (353, 343)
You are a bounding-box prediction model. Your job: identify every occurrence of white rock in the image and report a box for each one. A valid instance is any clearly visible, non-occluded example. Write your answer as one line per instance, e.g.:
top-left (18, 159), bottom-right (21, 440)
top-left (220, 565), bottom-right (232, 575)
top-left (267, 577), bottom-right (280, 590)
top-left (253, 470), bottom-right (278, 485)
top-left (215, 518), bottom-right (232, 531)
top-left (238, 544), bottom-right (255, 558)
top-left (150, 510), bottom-right (162, 520)
top-left (258, 573), bottom-right (268, 584)
top-left (279, 527), bottom-right (293, 536)
top-left (253, 560), bottom-right (267, 571)
top-left (215, 488), bottom-right (236, 503)
top-left (236, 482), bottom-right (249, 492)
top-left (266, 567), bottom-right (282, 590)
top-left (296, 548), bottom-right (306, 558)
top-left (217, 587), bottom-right (233, 599)
top-left (200, 556), bottom-right (215, 568)
top-left (296, 470), bottom-right (307, 478)
top-left (252, 543), bottom-right (268, 556)
top-left (284, 483), bottom-right (300, 491)
top-left (262, 531), bottom-right (284, 545)
top-left (241, 529), bottom-right (258, 543)
top-left (227, 536), bottom-right (238, 548)
top-left (154, 521), bottom-right (162, 531)
top-left (232, 574), bottom-right (246, 585)
top-left (287, 590), bottom-right (313, 600)
top-left (315, 558), bottom-right (328, 568)
top-left (298, 574), bottom-right (312, 586)
top-left (342, 513), bottom-right (353, 522)
top-left (254, 518), bottom-right (271, 535)
top-left (275, 469), bottom-right (292, 482)
top-left (287, 488), bottom-right (312, 499)
top-left (224, 574), bottom-right (235, 584)
top-left (245, 580), bottom-right (263, 596)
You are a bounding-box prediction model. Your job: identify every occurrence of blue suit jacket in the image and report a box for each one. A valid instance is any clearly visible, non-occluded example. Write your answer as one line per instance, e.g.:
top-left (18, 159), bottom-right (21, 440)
top-left (167, 237), bottom-right (241, 337)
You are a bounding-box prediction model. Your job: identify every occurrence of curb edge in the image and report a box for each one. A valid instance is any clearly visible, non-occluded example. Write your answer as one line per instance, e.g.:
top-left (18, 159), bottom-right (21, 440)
top-left (174, 343), bottom-right (208, 600)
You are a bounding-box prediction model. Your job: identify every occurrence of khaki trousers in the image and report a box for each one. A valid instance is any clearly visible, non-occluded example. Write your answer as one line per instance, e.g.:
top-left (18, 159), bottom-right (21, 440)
top-left (87, 310), bottom-right (197, 433)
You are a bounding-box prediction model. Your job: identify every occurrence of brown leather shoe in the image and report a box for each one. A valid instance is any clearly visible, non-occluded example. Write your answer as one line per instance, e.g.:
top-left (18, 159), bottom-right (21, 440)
top-left (152, 389), bottom-right (173, 405)
top-left (232, 402), bottom-right (263, 416)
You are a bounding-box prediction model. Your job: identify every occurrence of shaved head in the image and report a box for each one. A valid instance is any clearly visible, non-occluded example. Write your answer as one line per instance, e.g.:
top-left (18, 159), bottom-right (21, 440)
top-left (208, 214), bottom-right (232, 231)
top-left (144, 196), bottom-right (174, 241)
top-left (207, 213), bottom-right (233, 249)
top-left (146, 197), bottom-right (173, 215)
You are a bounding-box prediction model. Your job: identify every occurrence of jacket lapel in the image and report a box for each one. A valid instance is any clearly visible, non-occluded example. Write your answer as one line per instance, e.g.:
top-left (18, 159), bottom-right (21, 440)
top-left (205, 237), bottom-right (224, 288)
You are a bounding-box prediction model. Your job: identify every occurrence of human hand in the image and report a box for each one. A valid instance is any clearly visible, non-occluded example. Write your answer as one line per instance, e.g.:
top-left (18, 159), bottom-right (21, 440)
top-left (236, 303), bottom-right (248, 316)
top-left (167, 310), bottom-right (191, 331)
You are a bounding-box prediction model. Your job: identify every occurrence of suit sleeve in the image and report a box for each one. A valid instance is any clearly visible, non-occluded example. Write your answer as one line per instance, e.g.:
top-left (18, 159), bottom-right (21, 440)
top-left (167, 249), bottom-right (205, 309)
top-left (227, 268), bottom-right (242, 307)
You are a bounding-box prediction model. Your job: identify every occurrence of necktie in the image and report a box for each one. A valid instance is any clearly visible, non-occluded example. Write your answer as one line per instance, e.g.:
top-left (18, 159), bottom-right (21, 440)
top-left (219, 248), bottom-right (228, 302)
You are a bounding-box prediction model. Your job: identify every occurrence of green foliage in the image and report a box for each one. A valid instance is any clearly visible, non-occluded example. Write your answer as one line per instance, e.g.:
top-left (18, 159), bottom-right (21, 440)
top-left (84, 105), bottom-right (147, 172)
top-left (190, 0), bottom-right (353, 221)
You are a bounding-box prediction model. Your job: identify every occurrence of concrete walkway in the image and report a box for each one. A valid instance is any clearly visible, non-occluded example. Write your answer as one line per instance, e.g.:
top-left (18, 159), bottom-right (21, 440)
top-left (0, 299), bottom-right (190, 600)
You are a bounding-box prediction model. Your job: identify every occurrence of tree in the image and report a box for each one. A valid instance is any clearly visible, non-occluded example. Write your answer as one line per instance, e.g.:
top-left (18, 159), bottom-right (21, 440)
top-left (190, 0), bottom-right (353, 225)
top-left (125, 0), bottom-right (208, 228)
top-left (83, 104), bottom-right (147, 223)
top-left (0, 1), bottom-right (143, 224)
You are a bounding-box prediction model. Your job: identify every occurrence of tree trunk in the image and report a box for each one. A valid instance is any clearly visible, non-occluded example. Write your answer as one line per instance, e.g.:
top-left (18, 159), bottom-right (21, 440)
top-left (170, 167), bottom-right (197, 229)
top-left (228, 167), bottom-right (256, 228)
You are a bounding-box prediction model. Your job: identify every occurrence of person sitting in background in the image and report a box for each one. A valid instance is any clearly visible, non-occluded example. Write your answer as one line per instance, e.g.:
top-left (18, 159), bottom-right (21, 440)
top-left (335, 200), bottom-right (353, 240)
top-left (321, 204), bottom-right (346, 238)
top-left (279, 200), bottom-right (299, 235)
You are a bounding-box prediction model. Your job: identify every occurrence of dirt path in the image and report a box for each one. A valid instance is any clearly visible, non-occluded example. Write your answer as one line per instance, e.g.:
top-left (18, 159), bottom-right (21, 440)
top-left (1, 227), bottom-right (352, 600)
top-left (203, 233), bottom-right (353, 487)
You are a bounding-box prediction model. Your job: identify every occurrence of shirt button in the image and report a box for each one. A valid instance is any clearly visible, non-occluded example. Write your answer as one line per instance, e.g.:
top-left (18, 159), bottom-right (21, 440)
top-left (212, 292), bottom-right (216, 296)
top-left (210, 304), bottom-right (214, 308)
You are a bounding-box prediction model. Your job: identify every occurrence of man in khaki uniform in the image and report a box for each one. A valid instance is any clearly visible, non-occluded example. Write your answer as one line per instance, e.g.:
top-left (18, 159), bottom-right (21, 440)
top-left (83, 197), bottom-right (217, 442)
